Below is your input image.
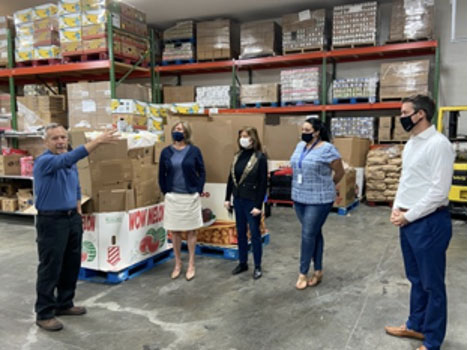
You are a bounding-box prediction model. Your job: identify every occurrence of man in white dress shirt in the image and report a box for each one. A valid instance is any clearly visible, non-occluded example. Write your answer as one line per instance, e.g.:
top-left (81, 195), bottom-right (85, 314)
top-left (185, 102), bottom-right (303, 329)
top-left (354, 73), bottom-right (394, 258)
top-left (385, 95), bottom-right (455, 350)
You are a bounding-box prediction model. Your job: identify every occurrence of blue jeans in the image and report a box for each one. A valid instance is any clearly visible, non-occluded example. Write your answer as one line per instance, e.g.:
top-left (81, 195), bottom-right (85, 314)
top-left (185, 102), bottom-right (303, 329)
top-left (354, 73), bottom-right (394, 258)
top-left (401, 208), bottom-right (452, 350)
top-left (233, 197), bottom-right (262, 267)
top-left (294, 202), bottom-right (333, 275)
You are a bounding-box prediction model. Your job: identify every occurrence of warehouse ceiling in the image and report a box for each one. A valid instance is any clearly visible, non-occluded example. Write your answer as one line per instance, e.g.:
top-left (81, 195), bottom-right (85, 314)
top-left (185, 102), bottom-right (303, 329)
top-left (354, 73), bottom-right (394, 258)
top-left (0, 0), bottom-right (392, 29)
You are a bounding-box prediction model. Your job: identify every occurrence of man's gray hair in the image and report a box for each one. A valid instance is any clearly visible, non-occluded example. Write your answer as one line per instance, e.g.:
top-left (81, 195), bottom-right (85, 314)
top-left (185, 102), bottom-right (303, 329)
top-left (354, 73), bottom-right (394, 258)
top-left (43, 123), bottom-right (65, 139)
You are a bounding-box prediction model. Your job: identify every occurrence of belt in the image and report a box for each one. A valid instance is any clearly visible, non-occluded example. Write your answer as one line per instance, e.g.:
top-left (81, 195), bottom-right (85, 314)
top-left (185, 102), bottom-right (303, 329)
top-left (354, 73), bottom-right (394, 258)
top-left (38, 209), bottom-right (78, 216)
top-left (399, 206), bottom-right (448, 213)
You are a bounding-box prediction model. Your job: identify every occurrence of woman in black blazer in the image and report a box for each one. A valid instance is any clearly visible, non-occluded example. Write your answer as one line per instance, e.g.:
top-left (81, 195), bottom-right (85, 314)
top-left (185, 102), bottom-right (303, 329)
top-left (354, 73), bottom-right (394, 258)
top-left (225, 126), bottom-right (267, 280)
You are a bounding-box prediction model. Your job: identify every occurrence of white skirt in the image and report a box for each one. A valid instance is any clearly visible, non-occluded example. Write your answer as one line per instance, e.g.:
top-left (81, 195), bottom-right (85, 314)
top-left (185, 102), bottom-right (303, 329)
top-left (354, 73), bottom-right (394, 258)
top-left (163, 192), bottom-right (203, 231)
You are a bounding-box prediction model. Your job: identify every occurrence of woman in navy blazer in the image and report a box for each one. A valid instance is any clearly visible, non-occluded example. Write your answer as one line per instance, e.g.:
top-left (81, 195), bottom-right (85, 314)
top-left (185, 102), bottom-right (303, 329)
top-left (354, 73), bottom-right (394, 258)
top-left (159, 121), bottom-right (206, 281)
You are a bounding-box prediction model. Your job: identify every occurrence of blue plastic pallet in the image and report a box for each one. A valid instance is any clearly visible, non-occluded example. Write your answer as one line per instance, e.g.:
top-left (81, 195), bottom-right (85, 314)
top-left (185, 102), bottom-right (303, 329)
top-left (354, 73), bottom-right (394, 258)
top-left (241, 102), bottom-right (279, 108)
top-left (164, 38), bottom-right (196, 44)
top-left (180, 233), bottom-right (270, 260)
top-left (332, 97), bottom-right (376, 104)
top-left (281, 100), bottom-right (320, 107)
top-left (78, 248), bottom-right (173, 284)
top-left (162, 58), bottom-right (195, 66)
top-left (332, 199), bottom-right (360, 216)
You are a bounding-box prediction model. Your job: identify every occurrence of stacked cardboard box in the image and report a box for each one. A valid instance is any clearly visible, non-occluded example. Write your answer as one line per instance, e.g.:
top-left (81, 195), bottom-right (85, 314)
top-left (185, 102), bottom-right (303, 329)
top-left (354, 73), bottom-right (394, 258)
top-left (14, 4), bottom-right (60, 62)
top-left (332, 1), bottom-right (377, 48)
top-left (332, 76), bottom-right (378, 101)
top-left (59, 0), bottom-right (83, 55)
top-left (0, 17), bottom-right (13, 66)
top-left (0, 155), bottom-right (21, 175)
top-left (17, 95), bottom-right (67, 131)
top-left (334, 167), bottom-right (357, 208)
top-left (240, 83), bottom-right (279, 105)
top-left (111, 99), bottom-right (148, 130)
top-left (23, 84), bottom-right (59, 96)
top-left (196, 85), bottom-right (234, 108)
top-left (389, 0), bottom-right (434, 42)
top-left (162, 42), bottom-right (194, 62)
top-left (163, 86), bottom-right (195, 103)
top-left (378, 116), bottom-right (410, 142)
top-left (67, 81), bottom-right (149, 129)
top-left (196, 19), bottom-right (240, 61)
top-left (333, 137), bottom-right (371, 168)
top-left (239, 20), bottom-right (281, 59)
top-left (0, 93), bottom-right (10, 129)
top-left (163, 20), bottom-right (195, 41)
top-left (379, 59), bottom-right (430, 100)
top-left (280, 67), bottom-right (320, 103)
top-left (108, 0), bottom-right (148, 37)
top-left (331, 117), bottom-right (375, 140)
top-left (70, 131), bottom-right (162, 212)
top-left (282, 9), bottom-right (326, 53)
top-left (365, 146), bottom-right (402, 202)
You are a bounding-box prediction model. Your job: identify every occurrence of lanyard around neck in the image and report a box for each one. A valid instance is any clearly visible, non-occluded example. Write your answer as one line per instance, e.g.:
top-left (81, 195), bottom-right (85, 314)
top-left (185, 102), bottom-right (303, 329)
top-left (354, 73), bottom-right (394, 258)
top-left (298, 139), bottom-right (319, 169)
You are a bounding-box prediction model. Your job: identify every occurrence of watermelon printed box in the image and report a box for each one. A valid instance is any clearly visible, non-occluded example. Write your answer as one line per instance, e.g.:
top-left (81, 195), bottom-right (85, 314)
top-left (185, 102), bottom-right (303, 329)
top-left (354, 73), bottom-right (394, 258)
top-left (81, 203), bottom-right (168, 272)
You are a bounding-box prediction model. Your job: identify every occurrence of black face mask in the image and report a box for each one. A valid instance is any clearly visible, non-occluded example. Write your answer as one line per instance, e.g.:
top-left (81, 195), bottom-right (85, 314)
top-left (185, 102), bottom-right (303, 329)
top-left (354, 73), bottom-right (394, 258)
top-left (301, 133), bottom-right (314, 143)
top-left (400, 110), bottom-right (420, 132)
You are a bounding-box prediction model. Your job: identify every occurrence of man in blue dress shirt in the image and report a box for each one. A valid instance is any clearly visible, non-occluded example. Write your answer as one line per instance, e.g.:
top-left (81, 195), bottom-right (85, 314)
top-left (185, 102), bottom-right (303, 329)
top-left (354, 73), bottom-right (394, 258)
top-left (34, 124), bottom-right (118, 331)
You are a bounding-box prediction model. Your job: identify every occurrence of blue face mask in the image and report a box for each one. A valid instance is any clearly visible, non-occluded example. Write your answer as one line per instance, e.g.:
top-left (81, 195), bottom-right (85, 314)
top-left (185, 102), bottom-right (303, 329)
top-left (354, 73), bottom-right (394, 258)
top-left (172, 131), bottom-right (184, 142)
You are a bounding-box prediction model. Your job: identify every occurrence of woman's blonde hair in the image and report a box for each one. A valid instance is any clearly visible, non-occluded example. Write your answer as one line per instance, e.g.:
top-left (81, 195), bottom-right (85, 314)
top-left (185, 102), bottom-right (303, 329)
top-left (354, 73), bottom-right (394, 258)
top-left (171, 121), bottom-right (192, 144)
top-left (238, 126), bottom-right (262, 152)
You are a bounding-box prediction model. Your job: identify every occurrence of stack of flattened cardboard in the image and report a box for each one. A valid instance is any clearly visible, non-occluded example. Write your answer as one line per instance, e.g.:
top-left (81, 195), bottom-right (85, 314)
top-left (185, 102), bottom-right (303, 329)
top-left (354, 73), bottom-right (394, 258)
top-left (379, 59), bottom-right (430, 100)
top-left (239, 20), bottom-right (281, 59)
top-left (163, 86), bottom-right (195, 104)
top-left (240, 83), bottom-right (279, 105)
top-left (196, 19), bottom-right (240, 61)
top-left (378, 116), bottom-right (409, 142)
top-left (70, 131), bottom-right (162, 212)
top-left (17, 95), bottom-right (67, 131)
top-left (388, 0), bottom-right (434, 42)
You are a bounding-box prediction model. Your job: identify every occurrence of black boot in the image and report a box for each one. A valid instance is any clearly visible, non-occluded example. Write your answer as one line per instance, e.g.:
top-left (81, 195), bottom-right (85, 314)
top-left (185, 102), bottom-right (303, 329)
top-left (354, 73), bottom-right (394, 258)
top-left (253, 266), bottom-right (262, 280)
top-left (232, 263), bottom-right (248, 275)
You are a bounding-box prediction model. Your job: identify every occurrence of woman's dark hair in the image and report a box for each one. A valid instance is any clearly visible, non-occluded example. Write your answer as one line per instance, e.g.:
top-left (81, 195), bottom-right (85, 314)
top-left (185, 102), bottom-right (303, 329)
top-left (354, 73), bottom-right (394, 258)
top-left (304, 117), bottom-right (330, 142)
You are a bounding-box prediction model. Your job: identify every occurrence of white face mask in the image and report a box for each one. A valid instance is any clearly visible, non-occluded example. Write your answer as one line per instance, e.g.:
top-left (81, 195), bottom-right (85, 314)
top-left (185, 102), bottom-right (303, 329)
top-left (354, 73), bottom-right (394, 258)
top-left (239, 137), bottom-right (252, 149)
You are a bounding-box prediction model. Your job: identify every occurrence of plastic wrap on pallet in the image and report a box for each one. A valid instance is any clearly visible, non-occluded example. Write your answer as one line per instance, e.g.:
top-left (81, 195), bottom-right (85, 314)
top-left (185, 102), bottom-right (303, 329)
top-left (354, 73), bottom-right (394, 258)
top-left (162, 42), bottom-right (194, 61)
top-left (365, 145), bottom-right (403, 201)
top-left (332, 75), bottom-right (378, 100)
top-left (196, 85), bottom-right (234, 108)
top-left (240, 20), bottom-right (281, 58)
top-left (82, 9), bottom-right (107, 26)
top-left (163, 20), bottom-right (195, 41)
top-left (196, 19), bottom-right (240, 60)
top-left (59, 13), bottom-right (82, 29)
top-left (331, 117), bottom-right (375, 140)
top-left (58, 0), bottom-right (82, 15)
top-left (379, 59), bottom-right (430, 99)
top-left (240, 83), bottom-right (279, 105)
top-left (282, 9), bottom-right (326, 52)
top-left (34, 45), bottom-right (61, 59)
top-left (280, 67), bottom-right (320, 103)
top-left (389, 0), bottom-right (434, 42)
top-left (332, 1), bottom-right (377, 47)
top-left (14, 8), bottom-right (33, 24)
top-left (33, 3), bottom-right (58, 21)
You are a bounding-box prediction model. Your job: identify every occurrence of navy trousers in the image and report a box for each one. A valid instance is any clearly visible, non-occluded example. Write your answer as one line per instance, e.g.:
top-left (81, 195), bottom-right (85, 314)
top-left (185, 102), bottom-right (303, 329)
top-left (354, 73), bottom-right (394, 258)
top-left (233, 197), bottom-right (262, 267)
top-left (400, 208), bottom-right (452, 350)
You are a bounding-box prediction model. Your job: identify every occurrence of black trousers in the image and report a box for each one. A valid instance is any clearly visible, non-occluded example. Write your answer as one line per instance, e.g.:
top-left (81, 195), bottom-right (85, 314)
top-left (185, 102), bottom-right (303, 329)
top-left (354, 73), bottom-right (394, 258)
top-left (35, 212), bottom-right (83, 320)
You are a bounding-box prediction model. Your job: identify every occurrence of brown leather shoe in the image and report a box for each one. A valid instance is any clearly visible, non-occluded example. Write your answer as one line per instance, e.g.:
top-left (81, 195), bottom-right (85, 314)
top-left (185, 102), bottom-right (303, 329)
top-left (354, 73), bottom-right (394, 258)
top-left (55, 306), bottom-right (87, 316)
top-left (308, 271), bottom-right (323, 287)
top-left (385, 324), bottom-right (424, 340)
top-left (36, 318), bottom-right (63, 331)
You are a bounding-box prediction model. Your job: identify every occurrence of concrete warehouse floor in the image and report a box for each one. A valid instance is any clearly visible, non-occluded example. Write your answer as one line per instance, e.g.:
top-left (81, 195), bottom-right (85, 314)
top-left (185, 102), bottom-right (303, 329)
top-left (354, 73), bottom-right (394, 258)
top-left (0, 205), bottom-right (466, 350)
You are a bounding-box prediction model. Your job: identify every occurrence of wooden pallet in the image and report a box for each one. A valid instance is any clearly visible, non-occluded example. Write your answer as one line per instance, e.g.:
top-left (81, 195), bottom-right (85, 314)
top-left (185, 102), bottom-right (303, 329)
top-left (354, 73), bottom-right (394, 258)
top-left (179, 233), bottom-right (270, 260)
top-left (332, 199), bottom-right (360, 216)
top-left (380, 97), bottom-right (405, 102)
top-left (197, 57), bottom-right (233, 62)
top-left (332, 42), bottom-right (376, 50)
top-left (164, 37), bottom-right (195, 44)
top-left (332, 96), bottom-right (377, 104)
top-left (16, 59), bottom-right (61, 67)
top-left (78, 248), bottom-right (173, 284)
top-left (281, 100), bottom-right (320, 107)
top-left (283, 46), bottom-right (324, 55)
top-left (366, 200), bottom-right (394, 208)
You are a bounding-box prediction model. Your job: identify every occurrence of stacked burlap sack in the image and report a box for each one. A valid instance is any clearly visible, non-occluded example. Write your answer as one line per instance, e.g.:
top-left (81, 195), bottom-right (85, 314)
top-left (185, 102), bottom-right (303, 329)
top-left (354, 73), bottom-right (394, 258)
top-left (365, 145), bottom-right (402, 202)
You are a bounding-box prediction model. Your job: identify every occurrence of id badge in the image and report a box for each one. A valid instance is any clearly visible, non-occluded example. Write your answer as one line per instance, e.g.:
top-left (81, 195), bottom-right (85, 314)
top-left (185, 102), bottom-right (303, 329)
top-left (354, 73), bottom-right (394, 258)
top-left (297, 173), bottom-right (303, 184)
